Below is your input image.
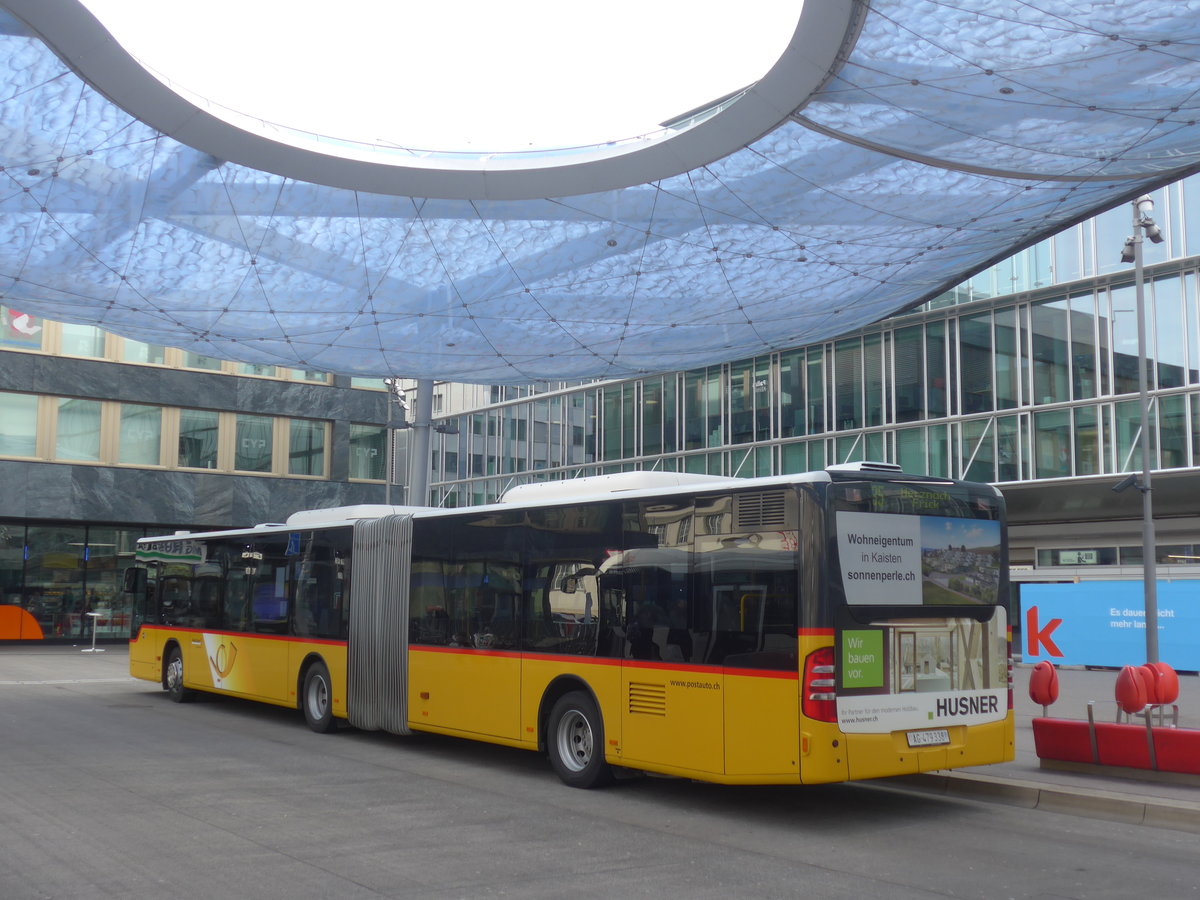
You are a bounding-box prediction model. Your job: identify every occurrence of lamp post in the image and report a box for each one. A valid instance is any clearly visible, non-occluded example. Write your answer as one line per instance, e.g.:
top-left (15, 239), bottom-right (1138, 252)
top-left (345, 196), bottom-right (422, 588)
top-left (382, 378), bottom-right (456, 507)
top-left (1117, 194), bottom-right (1164, 663)
top-left (407, 377), bottom-right (435, 507)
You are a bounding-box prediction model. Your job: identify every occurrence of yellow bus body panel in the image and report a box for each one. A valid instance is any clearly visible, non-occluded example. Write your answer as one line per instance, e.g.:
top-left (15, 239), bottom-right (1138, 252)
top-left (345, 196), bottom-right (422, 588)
top-left (408, 647), bottom-right (521, 741)
top-left (130, 626), bottom-right (349, 716)
top-left (619, 663), bottom-right (725, 775)
top-left (128, 627), bottom-right (160, 683)
top-left (723, 670), bottom-right (800, 778)
top-left (517, 656), bottom-right (621, 751)
top-left (798, 718), bottom-right (852, 784)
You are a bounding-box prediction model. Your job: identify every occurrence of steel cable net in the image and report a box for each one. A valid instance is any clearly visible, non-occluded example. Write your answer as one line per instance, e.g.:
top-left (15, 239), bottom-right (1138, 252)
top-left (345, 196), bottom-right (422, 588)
top-left (1, 0), bottom-right (1200, 383)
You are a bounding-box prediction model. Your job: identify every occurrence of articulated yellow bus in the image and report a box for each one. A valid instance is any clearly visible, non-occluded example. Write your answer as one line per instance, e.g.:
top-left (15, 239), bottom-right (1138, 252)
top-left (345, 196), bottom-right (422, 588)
top-left (127, 463), bottom-right (1013, 787)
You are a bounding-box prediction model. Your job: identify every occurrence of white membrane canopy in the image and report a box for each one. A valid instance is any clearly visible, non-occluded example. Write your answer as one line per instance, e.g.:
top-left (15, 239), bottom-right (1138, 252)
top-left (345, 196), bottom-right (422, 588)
top-left (2, 0), bottom-right (1200, 383)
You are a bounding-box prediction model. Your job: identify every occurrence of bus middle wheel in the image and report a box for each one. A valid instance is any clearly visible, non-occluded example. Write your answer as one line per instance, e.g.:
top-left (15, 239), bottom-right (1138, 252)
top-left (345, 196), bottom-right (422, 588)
top-left (547, 690), bottom-right (613, 789)
top-left (302, 661), bottom-right (337, 733)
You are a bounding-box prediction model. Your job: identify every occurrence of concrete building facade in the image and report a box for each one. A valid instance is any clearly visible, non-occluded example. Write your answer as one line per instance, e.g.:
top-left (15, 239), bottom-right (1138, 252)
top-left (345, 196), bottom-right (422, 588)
top-left (0, 334), bottom-right (393, 639)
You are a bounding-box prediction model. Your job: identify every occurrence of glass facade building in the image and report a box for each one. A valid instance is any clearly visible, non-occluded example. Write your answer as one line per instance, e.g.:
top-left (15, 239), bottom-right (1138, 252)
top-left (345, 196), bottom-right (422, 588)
top-left (420, 178), bottom-right (1200, 667)
top-left (425, 178), bottom-right (1200, 506)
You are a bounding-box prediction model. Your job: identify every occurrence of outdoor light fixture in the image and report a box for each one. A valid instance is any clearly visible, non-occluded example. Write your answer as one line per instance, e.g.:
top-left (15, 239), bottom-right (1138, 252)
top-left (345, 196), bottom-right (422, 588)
top-left (1135, 194), bottom-right (1165, 244)
top-left (1111, 473), bottom-right (1141, 493)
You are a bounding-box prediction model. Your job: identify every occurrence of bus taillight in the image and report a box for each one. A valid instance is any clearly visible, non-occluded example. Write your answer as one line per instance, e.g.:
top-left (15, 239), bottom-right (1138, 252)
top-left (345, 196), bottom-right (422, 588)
top-left (1007, 655), bottom-right (1014, 710)
top-left (803, 647), bottom-right (837, 723)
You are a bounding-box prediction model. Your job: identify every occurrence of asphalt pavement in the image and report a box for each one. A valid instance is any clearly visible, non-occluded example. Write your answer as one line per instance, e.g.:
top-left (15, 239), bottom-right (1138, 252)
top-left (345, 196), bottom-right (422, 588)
top-left (2, 643), bottom-right (1197, 834)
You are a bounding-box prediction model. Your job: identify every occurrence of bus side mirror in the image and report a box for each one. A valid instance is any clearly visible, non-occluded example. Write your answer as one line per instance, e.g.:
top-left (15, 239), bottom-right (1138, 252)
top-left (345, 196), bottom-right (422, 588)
top-left (122, 567), bottom-right (147, 594)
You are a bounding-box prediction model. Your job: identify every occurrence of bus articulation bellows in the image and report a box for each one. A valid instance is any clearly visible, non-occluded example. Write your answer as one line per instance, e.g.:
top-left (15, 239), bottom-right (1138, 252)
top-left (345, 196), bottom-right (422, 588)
top-left (126, 463), bottom-right (1014, 787)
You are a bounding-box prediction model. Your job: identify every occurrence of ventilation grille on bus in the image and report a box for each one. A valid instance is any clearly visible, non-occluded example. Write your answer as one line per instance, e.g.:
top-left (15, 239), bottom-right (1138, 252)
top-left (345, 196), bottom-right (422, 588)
top-left (735, 491), bottom-right (789, 529)
top-left (826, 461), bottom-right (904, 473)
top-left (628, 682), bottom-right (667, 717)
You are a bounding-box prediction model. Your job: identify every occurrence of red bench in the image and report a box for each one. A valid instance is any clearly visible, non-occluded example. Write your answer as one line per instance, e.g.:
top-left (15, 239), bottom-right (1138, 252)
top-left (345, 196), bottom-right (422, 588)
top-left (1150, 727), bottom-right (1200, 775)
top-left (1032, 716), bottom-right (1200, 775)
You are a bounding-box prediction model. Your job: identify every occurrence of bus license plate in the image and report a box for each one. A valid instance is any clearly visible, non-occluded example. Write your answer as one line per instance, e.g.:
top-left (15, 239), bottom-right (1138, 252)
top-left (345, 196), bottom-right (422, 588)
top-left (907, 729), bottom-right (950, 747)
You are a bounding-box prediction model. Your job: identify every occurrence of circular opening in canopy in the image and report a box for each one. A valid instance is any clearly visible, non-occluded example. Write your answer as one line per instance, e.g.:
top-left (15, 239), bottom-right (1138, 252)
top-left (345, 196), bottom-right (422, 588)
top-left (82, 0), bottom-right (800, 156)
top-left (56, 0), bottom-right (853, 198)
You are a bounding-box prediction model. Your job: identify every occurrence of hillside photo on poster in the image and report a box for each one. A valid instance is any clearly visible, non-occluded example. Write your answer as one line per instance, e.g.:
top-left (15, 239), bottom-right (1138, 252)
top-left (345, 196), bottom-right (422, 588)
top-left (920, 516), bottom-right (1001, 605)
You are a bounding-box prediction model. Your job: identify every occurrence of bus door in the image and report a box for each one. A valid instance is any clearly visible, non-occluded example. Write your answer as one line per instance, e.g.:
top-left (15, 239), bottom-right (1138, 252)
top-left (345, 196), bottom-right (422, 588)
top-left (615, 499), bottom-right (726, 777)
top-left (224, 546), bottom-right (291, 704)
top-left (125, 562), bottom-right (159, 682)
top-left (427, 564), bottom-right (521, 739)
top-left (182, 564), bottom-right (224, 690)
top-left (154, 565), bottom-right (215, 691)
top-left (689, 490), bottom-right (801, 780)
top-left (407, 516), bottom-right (522, 741)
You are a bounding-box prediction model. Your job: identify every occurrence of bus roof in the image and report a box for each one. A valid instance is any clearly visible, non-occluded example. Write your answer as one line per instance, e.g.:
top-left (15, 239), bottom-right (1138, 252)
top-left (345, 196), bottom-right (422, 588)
top-left (135, 463), bottom-right (995, 546)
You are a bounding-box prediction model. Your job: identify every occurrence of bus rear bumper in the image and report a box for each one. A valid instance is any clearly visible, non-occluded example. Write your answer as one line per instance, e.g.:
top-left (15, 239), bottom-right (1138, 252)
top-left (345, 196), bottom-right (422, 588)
top-left (842, 715), bottom-right (1014, 781)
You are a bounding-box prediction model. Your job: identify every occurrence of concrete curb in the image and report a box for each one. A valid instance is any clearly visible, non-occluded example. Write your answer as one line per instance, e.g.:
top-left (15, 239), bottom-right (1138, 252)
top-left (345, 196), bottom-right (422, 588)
top-left (888, 772), bottom-right (1200, 834)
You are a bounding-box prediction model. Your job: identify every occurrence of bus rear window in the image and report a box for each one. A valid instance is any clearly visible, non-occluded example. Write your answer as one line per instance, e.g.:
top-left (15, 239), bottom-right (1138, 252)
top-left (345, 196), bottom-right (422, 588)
top-left (831, 481), bottom-right (1003, 607)
top-left (830, 481), bottom-right (1001, 520)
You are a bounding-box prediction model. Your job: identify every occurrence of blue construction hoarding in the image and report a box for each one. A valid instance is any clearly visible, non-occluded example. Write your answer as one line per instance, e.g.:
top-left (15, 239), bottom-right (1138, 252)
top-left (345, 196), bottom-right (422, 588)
top-left (1020, 580), bottom-right (1200, 670)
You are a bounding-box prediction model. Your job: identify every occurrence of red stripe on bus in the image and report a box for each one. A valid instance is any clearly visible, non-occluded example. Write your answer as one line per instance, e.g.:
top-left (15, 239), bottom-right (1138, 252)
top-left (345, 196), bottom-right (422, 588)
top-left (140, 628), bottom-right (799, 680)
top-left (410, 645), bottom-right (524, 661)
top-left (722, 666), bottom-right (798, 680)
top-left (508, 651), bottom-right (623, 668)
top-left (798, 628), bottom-right (835, 636)
top-left (411, 645), bottom-right (624, 667)
top-left (409, 646), bottom-right (797, 678)
top-left (138, 625), bottom-right (346, 647)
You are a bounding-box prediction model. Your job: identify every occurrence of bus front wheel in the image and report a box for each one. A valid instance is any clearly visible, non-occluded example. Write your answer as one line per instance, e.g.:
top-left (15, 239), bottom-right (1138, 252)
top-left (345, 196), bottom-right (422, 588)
top-left (301, 661), bottom-right (337, 733)
top-left (547, 691), bottom-right (613, 789)
top-left (164, 646), bottom-right (192, 703)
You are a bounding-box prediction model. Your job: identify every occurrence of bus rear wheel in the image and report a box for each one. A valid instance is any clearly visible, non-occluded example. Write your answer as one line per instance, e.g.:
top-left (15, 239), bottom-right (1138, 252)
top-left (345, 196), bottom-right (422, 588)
top-left (302, 661), bottom-right (337, 733)
top-left (164, 646), bottom-right (192, 703)
top-left (547, 691), bottom-right (613, 789)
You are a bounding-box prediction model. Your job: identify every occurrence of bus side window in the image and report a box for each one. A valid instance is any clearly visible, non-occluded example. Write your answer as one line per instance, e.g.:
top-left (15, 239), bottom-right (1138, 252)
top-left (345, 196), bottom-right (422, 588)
top-left (223, 568), bottom-right (252, 632)
top-left (333, 552), bottom-right (349, 640)
top-left (288, 530), bottom-right (353, 640)
top-left (448, 512), bottom-right (524, 651)
top-left (159, 575), bottom-right (191, 625)
top-left (252, 557), bottom-right (290, 634)
top-left (192, 576), bottom-right (222, 629)
top-left (487, 584), bottom-right (519, 648)
top-left (125, 564), bottom-right (155, 636)
top-left (410, 520), bottom-right (452, 647)
top-left (295, 562), bottom-right (338, 638)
